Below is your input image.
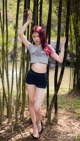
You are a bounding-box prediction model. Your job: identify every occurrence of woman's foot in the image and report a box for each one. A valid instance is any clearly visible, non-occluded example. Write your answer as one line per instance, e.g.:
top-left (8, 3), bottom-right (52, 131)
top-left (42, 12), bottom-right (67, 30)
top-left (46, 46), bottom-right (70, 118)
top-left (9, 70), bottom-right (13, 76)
top-left (31, 134), bottom-right (39, 140)
top-left (37, 121), bottom-right (43, 134)
top-left (32, 123), bottom-right (39, 139)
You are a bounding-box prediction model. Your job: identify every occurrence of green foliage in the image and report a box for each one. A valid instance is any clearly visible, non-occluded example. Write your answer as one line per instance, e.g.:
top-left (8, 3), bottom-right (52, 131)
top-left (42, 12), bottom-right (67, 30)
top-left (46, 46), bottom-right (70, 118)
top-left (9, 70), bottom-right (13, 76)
top-left (58, 95), bottom-right (80, 117)
top-left (0, 94), bottom-right (3, 125)
top-left (0, 0), bottom-right (67, 52)
top-left (0, 30), bottom-right (2, 46)
top-left (8, 26), bottom-right (15, 48)
top-left (43, 92), bottom-right (80, 119)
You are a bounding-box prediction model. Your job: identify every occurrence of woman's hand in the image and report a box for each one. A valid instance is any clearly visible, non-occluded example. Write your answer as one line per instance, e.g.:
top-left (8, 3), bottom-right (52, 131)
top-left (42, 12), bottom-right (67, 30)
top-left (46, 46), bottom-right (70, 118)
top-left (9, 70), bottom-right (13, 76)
top-left (27, 10), bottom-right (32, 23)
top-left (60, 36), bottom-right (66, 52)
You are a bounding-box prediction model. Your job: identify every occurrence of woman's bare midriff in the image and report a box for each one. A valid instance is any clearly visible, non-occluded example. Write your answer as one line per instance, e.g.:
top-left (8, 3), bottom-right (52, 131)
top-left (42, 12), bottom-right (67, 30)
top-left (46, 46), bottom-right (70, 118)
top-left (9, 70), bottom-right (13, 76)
top-left (31, 63), bottom-right (47, 73)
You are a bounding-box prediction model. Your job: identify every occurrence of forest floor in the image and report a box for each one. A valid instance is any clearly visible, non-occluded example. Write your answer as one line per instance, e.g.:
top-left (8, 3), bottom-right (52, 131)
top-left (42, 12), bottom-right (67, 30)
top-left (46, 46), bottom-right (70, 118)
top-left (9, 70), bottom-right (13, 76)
top-left (0, 93), bottom-right (80, 141)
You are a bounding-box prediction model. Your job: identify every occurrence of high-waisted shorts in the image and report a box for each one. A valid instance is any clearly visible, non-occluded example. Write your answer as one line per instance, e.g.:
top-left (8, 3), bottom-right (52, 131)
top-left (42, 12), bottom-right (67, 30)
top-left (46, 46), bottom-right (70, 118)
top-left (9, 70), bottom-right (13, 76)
top-left (26, 69), bottom-right (47, 88)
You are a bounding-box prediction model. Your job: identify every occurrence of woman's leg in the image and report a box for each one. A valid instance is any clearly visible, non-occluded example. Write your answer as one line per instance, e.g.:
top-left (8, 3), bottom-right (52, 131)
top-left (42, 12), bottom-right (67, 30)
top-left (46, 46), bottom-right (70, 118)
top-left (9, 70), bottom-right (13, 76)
top-left (26, 84), bottom-right (39, 137)
top-left (34, 87), bottom-right (45, 133)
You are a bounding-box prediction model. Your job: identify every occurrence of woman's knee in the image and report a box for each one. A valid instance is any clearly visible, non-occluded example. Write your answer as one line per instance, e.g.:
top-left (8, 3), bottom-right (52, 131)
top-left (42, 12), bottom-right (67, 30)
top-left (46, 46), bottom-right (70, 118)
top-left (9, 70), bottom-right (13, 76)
top-left (34, 104), bottom-right (40, 113)
top-left (29, 99), bottom-right (34, 107)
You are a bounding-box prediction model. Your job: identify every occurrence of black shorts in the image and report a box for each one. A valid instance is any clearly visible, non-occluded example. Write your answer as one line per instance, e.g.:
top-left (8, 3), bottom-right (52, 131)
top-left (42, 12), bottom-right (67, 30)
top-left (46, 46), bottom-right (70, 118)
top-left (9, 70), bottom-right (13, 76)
top-left (26, 69), bottom-right (47, 88)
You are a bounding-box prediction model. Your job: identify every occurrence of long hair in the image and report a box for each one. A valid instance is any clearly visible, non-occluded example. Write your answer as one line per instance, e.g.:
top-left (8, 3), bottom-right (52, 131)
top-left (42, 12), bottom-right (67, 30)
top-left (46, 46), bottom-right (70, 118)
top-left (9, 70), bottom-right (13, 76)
top-left (31, 26), bottom-right (47, 49)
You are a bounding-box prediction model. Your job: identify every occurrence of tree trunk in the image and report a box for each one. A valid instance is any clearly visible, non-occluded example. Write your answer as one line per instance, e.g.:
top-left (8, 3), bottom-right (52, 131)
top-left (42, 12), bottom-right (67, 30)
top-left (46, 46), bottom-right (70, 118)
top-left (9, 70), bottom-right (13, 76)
top-left (72, 0), bottom-right (80, 93)
top-left (47, 0), bottom-right (70, 123)
top-left (39, 0), bottom-right (43, 26)
top-left (32, 0), bottom-right (38, 26)
top-left (14, 0), bottom-right (20, 124)
top-left (46, 0), bottom-right (52, 112)
top-left (20, 0), bottom-right (30, 121)
top-left (54, 0), bottom-right (62, 116)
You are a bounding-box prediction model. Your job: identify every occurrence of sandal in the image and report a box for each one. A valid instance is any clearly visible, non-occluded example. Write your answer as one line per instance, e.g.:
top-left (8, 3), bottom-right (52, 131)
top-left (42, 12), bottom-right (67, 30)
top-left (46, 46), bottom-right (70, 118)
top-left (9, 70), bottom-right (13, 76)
top-left (31, 133), bottom-right (39, 140)
top-left (39, 121), bottom-right (43, 134)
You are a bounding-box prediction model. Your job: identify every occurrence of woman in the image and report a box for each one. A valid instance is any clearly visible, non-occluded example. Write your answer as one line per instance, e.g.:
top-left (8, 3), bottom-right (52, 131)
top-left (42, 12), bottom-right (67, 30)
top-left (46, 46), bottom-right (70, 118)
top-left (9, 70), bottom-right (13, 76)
top-left (19, 10), bottom-right (66, 139)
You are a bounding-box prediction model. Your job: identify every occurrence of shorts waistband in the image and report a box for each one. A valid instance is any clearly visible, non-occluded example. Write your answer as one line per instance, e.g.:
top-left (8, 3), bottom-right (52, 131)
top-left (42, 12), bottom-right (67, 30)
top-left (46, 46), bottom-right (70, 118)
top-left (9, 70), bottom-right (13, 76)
top-left (30, 69), bottom-right (47, 75)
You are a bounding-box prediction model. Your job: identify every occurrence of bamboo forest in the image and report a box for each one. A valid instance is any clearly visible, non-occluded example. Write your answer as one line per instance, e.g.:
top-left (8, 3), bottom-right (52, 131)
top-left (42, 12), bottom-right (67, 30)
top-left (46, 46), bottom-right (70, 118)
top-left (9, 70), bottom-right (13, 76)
top-left (0, 0), bottom-right (80, 141)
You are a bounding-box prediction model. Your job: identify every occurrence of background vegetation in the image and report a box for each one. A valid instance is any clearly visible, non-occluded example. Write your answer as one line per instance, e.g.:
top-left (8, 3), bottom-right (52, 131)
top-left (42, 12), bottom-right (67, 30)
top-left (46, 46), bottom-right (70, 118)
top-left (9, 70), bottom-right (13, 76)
top-left (0, 0), bottom-right (80, 128)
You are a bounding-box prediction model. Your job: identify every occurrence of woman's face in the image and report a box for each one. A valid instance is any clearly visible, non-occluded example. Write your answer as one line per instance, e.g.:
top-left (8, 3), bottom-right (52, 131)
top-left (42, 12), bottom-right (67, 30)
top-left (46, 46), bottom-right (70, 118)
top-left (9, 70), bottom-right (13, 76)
top-left (32, 32), bottom-right (41, 46)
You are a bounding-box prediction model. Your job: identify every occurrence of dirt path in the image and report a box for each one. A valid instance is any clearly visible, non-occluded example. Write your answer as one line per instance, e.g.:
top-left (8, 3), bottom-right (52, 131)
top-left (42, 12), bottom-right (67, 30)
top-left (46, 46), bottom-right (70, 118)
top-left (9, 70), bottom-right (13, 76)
top-left (0, 108), bottom-right (80, 141)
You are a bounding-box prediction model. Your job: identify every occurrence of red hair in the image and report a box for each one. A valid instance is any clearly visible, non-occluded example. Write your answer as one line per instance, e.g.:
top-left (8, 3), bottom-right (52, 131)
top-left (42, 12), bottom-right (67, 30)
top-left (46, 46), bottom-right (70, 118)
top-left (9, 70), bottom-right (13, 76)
top-left (31, 26), bottom-right (47, 49)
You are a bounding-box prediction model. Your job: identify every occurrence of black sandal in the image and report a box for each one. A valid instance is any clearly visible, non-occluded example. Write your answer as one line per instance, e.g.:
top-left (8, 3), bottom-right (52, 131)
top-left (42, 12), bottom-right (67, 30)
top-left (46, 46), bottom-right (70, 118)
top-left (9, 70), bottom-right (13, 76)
top-left (31, 134), bottom-right (39, 140)
top-left (39, 121), bottom-right (43, 134)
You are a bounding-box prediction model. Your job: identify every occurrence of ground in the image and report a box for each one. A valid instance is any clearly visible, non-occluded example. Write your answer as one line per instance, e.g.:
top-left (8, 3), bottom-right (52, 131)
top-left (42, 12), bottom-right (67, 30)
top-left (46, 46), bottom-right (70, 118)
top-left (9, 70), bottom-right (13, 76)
top-left (0, 100), bottom-right (80, 141)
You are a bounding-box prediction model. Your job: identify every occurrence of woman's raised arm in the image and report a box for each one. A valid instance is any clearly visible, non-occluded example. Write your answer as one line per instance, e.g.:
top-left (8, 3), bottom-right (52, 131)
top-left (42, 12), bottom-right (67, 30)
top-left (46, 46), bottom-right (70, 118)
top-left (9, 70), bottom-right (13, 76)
top-left (19, 10), bottom-right (32, 47)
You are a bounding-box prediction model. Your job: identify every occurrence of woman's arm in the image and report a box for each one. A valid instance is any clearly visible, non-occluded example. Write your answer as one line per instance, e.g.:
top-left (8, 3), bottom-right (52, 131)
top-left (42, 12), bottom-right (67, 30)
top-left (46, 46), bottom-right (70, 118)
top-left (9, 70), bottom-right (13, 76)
top-left (51, 37), bottom-right (66, 63)
top-left (19, 10), bottom-right (32, 47)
